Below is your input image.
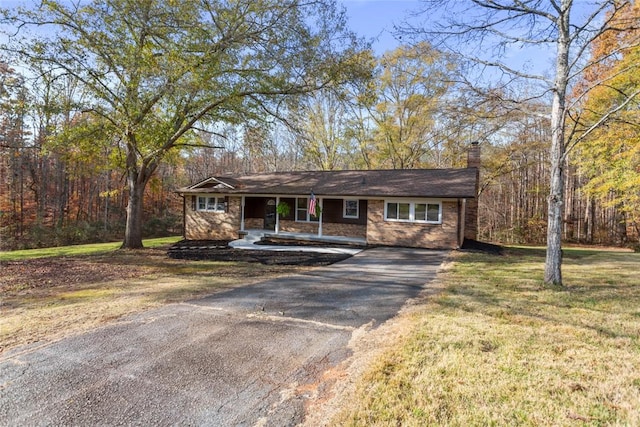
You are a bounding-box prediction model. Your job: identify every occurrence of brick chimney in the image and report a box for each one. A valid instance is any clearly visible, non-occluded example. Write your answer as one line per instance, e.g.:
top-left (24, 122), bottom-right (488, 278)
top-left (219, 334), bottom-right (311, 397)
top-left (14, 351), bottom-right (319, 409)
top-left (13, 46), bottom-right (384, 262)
top-left (464, 141), bottom-right (480, 241)
top-left (467, 140), bottom-right (481, 169)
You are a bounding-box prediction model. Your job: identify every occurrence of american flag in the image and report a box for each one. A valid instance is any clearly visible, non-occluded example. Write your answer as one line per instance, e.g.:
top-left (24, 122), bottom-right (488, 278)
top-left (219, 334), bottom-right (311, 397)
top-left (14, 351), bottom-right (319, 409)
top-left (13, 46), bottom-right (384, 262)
top-left (309, 192), bottom-right (317, 216)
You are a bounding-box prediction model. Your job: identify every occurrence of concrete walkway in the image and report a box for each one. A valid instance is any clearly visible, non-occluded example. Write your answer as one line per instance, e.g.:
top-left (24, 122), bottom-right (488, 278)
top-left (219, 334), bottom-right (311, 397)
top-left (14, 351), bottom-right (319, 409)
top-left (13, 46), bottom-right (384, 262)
top-left (229, 230), bottom-right (364, 255)
top-left (0, 247), bottom-right (447, 426)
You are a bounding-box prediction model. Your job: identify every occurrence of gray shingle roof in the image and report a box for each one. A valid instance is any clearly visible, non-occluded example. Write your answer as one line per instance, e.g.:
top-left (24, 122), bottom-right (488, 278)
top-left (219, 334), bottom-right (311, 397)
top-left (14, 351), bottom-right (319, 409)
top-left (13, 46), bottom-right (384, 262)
top-left (179, 168), bottom-right (478, 199)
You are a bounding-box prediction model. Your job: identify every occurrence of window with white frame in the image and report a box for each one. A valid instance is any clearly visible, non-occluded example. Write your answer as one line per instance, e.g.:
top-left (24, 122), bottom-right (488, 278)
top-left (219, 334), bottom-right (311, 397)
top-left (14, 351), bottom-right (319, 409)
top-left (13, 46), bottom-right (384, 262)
top-left (296, 197), bottom-right (308, 221)
top-left (196, 196), bottom-right (226, 212)
top-left (343, 199), bottom-right (359, 218)
top-left (295, 197), bottom-right (319, 222)
top-left (384, 200), bottom-right (441, 223)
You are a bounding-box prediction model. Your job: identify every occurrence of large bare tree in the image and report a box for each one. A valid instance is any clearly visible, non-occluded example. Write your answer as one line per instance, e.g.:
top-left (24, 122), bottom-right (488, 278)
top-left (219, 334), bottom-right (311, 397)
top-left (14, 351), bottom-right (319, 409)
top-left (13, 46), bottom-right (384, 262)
top-left (2, 0), bottom-right (367, 248)
top-left (404, 0), bottom-right (640, 285)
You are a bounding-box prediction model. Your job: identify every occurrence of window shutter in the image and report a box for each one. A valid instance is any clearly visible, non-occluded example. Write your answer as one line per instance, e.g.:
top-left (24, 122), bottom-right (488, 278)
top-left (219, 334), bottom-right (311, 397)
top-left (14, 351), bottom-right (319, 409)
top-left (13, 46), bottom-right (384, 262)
top-left (191, 196), bottom-right (196, 211)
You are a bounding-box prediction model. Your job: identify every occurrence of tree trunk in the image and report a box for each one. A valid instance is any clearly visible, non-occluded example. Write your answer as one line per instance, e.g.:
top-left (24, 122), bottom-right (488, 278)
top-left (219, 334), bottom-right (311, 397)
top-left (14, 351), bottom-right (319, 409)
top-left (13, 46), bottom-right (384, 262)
top-left (615, 201), bottom-right (628, 245)
top-left (122, 171), bottom-right (146, 249)
top-left (544, 3), bottom-right (570, 286)
top-left (121, 144), bottom-right (157, 249)
top-left (545, 158), bottom-right (564, 285)
top-left (122, 173), bottom-right (142, 249)
top-left (544, 119), bottom-right (565, 285)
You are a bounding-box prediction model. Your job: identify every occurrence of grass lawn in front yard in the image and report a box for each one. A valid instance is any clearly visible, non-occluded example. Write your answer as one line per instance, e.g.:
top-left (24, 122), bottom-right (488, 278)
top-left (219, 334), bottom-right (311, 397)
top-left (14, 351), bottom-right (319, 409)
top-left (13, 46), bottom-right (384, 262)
top-left (0, 236), bottom-right (182, 261)
top-left (336, 246), bottom-right (640, 426)
top-left (0, 237), bottom-right (312, 353)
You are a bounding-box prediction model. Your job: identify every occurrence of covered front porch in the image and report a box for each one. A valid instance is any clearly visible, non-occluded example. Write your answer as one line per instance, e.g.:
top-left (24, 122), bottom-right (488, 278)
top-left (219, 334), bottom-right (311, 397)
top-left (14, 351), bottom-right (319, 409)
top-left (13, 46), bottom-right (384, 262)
top-left (239, 195), bottom-right (368, 244)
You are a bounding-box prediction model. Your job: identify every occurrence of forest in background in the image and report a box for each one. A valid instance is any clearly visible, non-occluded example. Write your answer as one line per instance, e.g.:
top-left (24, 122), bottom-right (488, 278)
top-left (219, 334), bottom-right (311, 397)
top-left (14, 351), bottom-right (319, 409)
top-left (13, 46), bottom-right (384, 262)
top-left (1, 3), bottom-right (639, 252)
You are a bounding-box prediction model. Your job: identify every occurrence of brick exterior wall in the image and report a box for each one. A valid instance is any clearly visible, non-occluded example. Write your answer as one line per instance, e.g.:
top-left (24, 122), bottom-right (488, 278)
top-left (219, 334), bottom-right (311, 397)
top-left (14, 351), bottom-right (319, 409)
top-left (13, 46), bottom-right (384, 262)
top-left (244, 218), bottom-right (264, 230)
top-left (464, 198), bottom-right (478, 241)
top-left (366, 200), bottom-right (460, 249)
top-left (184, 196), bottom-right (241, 240)
top-left (184, 195), bottom-right (465, 248)
top-left (279, 220), bottom-right (319, 234)
top-left (278, 220), bottom-right (366, 239)
top-left (323, 223), bottom-right (367, 238)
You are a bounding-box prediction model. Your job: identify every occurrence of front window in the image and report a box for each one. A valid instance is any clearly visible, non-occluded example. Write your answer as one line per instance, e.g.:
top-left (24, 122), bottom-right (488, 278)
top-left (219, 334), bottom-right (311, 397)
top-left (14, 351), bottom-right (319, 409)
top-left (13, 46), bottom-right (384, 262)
top-left (398, 203), bottom-right (410, 220)
top-left (415, 203), bottom-right (427, 221)
top-left (296, 197), bottom-right (308, 221)
top-left (196, 196), bottom-right (225, 212)
top-left (386, 202), bottom-right (410, 220)
top-left (344, 199), bottom-right (359, 218)
top-left (427, 204), bottom-right (440, 222)
top-left (198, 196), bottom-right (207, 211)
top-left (385, 200), bottom-right (441, 224)
top-left (296, 197), bottom-right (319, 222)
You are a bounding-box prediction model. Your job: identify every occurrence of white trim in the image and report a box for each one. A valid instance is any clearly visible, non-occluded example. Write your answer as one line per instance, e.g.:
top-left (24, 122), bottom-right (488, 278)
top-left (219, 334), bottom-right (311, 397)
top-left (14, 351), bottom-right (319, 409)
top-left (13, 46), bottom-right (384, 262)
top-left (318, 198), bottom-right (323, 237)
top-left (240, 196), bottom-right (245, 231)
top-left (188, 177), bottom-right (235, 190)
top-left (343, 199), bottom-right (359, 219)
top-left (196, 195), bottom-right (226, 213)
top-left (294, 196), bottom-right (320, 223)
top-left (183, 192), bottom-right (464, 203)
top-left (275, 196), bottom-right (280, 233)
top-left (295, 197), bottom-right (308, 221)
top-left (384, 199), bottom-right (442, 224)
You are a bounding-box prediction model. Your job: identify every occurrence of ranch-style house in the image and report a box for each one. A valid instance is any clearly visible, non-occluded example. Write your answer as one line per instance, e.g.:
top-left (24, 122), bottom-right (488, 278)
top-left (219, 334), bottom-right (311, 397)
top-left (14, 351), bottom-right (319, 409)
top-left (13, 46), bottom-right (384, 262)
top-left (177, 142), bottom-right (480, 249)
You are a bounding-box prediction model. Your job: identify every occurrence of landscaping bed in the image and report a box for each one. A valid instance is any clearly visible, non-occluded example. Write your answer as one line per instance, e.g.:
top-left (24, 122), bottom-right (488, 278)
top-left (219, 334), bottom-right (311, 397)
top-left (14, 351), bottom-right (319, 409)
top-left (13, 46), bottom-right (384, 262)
top-left (167, 239), bottom-right (353, 266)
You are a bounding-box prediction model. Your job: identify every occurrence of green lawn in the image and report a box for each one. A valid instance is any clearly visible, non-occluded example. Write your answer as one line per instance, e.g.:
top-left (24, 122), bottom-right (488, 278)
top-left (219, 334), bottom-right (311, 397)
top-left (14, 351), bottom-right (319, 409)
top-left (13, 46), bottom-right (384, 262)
top-left (336, 246), bottom-right (640, 426)
top-left (0, 236), bottom-right (182, 261)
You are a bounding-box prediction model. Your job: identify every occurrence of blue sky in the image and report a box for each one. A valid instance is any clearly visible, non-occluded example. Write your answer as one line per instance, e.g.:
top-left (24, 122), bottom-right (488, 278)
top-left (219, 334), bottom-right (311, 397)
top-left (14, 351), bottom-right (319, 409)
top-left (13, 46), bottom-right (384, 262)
top-left (339, 0), bottom-right (420, 55)
top-left (0, 0), bottom-right (415, 52)
top-left (338, 0), bottom-right (560, 78)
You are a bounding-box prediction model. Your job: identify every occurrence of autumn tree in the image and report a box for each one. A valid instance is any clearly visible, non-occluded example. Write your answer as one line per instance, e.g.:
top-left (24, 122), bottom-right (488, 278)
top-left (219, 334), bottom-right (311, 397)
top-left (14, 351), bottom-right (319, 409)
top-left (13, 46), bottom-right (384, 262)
top-left (405, 0), bottom-right (640, 285)
top-left (286, 89), bottom-right (355, 170)
top-left (479, 104), bottom-right (551, 243)
top-left (366, 43), bottom-right (455, 169)
top-left (570, 3), bottom-right (640, 247)
top-left (3, 0), bottom-right (366, 248)
top-left (0, 62), bottom-right (29, 242)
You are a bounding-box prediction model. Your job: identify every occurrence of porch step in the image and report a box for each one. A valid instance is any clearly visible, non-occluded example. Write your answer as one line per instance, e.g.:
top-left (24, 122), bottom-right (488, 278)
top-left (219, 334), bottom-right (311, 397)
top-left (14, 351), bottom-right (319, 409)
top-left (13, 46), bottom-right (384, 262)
top-left (229, 230), bottom-right (264, 247)
top-left (263, 232), bottom-right (366, 247)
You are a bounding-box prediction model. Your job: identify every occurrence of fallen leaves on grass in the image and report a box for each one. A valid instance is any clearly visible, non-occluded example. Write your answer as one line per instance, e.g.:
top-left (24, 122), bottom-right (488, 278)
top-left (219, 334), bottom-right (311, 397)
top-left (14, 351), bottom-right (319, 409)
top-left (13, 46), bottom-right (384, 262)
top-left (332, 247), bottom-right (640, 426)
top-left (0, 247), bottom-right (314, 354)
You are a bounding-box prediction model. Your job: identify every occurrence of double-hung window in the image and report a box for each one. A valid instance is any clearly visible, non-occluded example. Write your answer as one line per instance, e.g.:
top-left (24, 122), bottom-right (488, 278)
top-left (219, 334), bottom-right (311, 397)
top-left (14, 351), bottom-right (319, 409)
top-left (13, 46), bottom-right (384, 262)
top-left (385, 200), bottom-right (441, 224)
top-left (343, 199), bottom-right (359, 218)
top-left (295, 197), bottom-right (319, 222)
top-left (196, 196), bottom-right (225, 212)
top-left (386, 202), bottom-right (410, 220)
top-left (296, 197), bottom-right (308, 221)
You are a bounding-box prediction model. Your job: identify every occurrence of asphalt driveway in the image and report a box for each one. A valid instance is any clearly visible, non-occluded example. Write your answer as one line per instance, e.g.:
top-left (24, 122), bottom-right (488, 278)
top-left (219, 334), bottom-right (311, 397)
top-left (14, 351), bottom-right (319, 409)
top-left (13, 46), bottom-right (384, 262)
top-left (0, 247), bottom-right (447, 426)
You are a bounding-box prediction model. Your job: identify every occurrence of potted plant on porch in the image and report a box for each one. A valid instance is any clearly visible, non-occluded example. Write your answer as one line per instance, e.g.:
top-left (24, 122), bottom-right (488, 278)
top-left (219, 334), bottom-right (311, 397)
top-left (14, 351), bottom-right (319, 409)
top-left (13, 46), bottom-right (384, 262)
top-left (276, 201), bottom-right (290, 219)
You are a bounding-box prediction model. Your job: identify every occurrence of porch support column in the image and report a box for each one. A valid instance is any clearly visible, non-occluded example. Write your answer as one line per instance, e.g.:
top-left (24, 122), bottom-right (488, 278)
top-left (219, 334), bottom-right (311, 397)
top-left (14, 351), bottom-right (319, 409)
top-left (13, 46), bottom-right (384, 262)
top-left (240, 196), bottom-right (245, 231)
top-left (318, 198), bottom-right (323, 237)
top-left (275, 196), bottom-right (280, 234)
